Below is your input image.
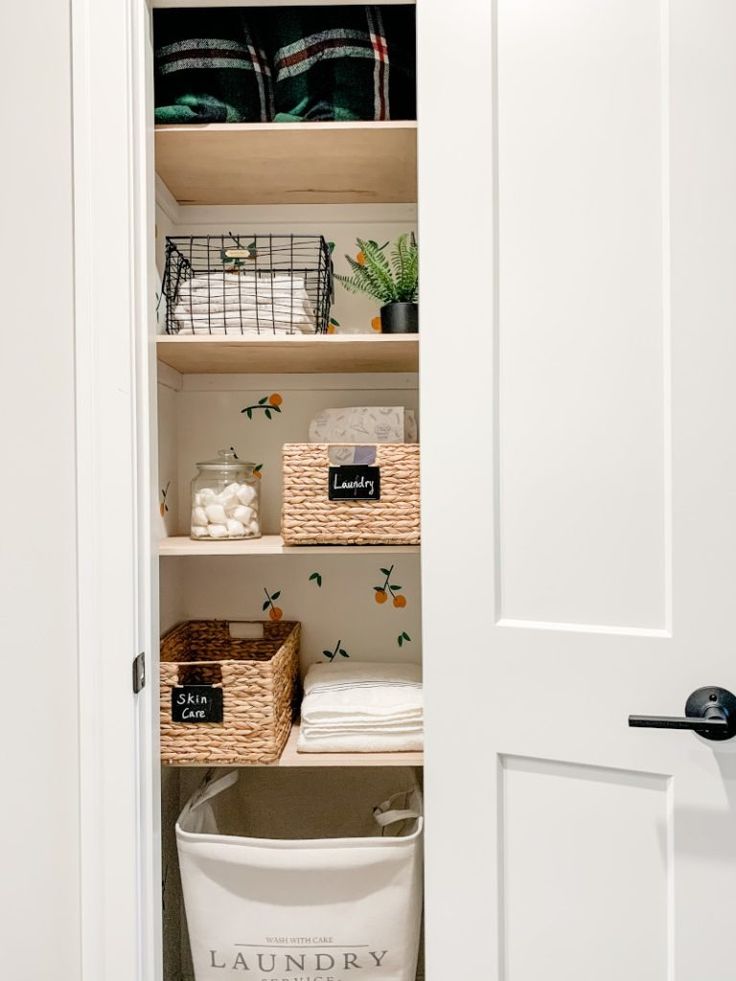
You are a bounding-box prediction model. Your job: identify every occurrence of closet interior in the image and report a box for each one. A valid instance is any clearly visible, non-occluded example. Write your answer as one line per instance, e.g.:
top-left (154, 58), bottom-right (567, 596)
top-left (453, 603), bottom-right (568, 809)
top-left (152, 3), bottom-right (423, 979)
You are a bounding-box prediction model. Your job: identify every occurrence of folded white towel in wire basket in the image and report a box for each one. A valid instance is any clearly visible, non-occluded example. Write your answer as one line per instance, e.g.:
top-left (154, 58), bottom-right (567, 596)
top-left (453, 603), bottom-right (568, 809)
top-left (173, 271), bottom-right (317, 333)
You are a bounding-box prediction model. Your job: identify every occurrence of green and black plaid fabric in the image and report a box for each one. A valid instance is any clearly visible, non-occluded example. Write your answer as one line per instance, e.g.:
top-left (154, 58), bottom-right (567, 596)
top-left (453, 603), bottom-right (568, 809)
top-left (263, 6), bottom-right (416, 122)
top-left (154, 10), bottom-right (273, 124)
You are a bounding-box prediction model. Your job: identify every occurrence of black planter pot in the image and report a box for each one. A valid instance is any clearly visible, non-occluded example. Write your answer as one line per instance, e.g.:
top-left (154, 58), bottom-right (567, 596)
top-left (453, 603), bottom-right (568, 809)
top-left (380, 302), bottom-right (418, 334)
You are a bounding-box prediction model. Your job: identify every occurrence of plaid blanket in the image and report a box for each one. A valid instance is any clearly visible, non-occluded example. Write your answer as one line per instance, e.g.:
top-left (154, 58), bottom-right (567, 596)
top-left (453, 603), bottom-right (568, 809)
top-left (263, 6), bottom-right (416, 122)
top-left (154, 10), bottom-right (273, 124)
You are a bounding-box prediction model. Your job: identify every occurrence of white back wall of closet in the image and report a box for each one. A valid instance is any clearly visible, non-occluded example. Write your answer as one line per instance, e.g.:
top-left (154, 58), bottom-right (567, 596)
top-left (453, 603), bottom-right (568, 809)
top-left (157, 367), bottom-right (422, 665)
top-left (0, 0), bottom-right (81, 977)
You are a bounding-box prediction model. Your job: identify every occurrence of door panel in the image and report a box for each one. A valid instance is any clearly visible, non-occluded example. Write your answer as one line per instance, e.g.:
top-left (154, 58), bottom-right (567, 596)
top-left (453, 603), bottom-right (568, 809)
top-left (496, 0), bottom-right (668, 631)
top-left (420, 1), bottom-right (736, 978)
top-left (500, 757), bottom-right (669, 980)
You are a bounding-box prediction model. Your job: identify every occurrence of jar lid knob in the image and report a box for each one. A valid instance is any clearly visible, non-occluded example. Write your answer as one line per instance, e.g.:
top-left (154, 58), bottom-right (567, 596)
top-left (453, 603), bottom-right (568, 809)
top-left (196, 447), bottom-right (255, 470)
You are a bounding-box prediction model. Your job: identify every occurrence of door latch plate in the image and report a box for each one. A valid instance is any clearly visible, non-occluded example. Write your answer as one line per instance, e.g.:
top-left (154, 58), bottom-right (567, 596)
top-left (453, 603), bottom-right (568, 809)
top-left (133, 652), bottom-right (146, 694)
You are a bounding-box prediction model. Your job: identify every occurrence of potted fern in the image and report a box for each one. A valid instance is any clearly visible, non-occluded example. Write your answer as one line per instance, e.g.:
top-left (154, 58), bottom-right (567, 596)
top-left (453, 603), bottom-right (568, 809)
top-left (335, 234), bottom-right (418, 333)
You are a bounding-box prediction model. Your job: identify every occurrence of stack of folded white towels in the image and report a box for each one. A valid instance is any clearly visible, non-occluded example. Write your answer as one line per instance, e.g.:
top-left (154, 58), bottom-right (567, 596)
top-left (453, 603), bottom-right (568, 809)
top-left (297, 661), bottom-right (423, 754)
top-left (173, 271), bottom-right (316, 334)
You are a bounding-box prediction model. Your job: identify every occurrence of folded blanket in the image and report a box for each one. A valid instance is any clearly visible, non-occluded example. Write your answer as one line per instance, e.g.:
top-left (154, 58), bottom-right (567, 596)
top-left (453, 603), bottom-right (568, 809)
top-left (298, 661), bottom-right (423, 754)
top-left (261, 6), bottom-right (416, 122)
top-left (154, 9), bottom-right (273, 123)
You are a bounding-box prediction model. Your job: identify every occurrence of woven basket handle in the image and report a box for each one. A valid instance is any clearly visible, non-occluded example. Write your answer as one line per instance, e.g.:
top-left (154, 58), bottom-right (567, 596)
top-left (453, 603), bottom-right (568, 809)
top-left (227, 621), bottom-right (266, 639)
top-left (327, 444), bottom-right (378, 466)
top-left (173, 660), bottom-right (224, 688)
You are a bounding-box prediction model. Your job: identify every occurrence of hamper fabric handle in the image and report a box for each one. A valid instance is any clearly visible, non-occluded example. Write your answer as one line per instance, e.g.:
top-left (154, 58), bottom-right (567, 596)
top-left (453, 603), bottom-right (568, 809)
top-left (189, 770), bottom-right (239, 811)
top-left (373, 791), bottom-right (421, 829)
top-left (373, 808), bottom-right (420, 827)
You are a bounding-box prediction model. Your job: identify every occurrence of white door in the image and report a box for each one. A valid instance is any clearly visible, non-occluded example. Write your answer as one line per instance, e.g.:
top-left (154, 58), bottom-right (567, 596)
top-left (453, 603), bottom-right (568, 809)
top-left (420, 1), bottom-right (736, 978)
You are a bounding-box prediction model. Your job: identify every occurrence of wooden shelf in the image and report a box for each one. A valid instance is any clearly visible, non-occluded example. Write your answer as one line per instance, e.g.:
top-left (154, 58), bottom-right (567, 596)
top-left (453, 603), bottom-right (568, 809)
top-left (164, 723), bottom-right (423, 768)
top-left (156, 334), bottom-right (419, 374)
top-left (159, 535), bottom-right (420, 556)
top-left (155, 121), bottom-right (417, 206)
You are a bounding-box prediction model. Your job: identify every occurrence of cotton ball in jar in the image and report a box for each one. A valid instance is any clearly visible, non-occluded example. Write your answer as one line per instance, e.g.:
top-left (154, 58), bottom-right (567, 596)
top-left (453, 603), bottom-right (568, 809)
top-left (208, 524), bottom-right (228, 539)
top-left (217, 490), bottom-right (240, 512)
top-left (191, 506), bottom-right (208, 527)
top-left (232, 504), bottom-right (254, 525)
top-left (191, 526), bottom-right (208, 539)
top-left (236, 483), bottom-right (257, 507)
top-left (196, 487), bottom-right (217, 507)
top-left (226, 518), bottom-right (246, 538)
top-left (205, 504), bottom-right (228, 525)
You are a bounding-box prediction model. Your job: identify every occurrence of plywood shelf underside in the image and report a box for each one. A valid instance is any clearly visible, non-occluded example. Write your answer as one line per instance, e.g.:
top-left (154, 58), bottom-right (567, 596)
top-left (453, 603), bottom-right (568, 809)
top-left (156, 334), bottom-right (419, 374)
top-left (155, 121), bottom-right (418, 206)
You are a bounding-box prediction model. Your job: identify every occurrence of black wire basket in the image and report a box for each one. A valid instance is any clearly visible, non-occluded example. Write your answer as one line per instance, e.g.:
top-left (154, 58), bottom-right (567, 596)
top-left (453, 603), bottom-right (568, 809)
top-left (162, 234), bottom-right (333, 335)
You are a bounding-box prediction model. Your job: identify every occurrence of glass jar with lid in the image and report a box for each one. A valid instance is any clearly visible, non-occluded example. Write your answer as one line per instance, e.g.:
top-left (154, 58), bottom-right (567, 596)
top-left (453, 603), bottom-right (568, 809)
top-left (190, 449), bottom-right (261, 541)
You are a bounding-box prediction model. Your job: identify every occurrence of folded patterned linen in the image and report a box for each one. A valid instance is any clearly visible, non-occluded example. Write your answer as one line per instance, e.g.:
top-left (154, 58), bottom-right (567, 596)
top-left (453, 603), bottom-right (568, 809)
top-left (154, 9), bottom-right (273, 124)
top-left (309, 406), bottom-right (418, 444)
top-left (262, 5), bottom-right (417, 122)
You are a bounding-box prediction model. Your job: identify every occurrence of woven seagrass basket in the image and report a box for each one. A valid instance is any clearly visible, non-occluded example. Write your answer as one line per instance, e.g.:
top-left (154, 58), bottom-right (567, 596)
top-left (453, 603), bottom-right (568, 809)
top-left (160, 619), bottom-right (300, 765)
top-left (281, 443), bottom-right (420, 545)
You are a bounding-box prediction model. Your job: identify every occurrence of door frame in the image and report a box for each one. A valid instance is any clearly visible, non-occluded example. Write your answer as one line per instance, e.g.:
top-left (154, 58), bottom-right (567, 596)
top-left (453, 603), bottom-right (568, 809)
top-left (71, 0), bottom-right (159, 978)
top-left (70, 0), bottom-right (464, 978)
top-left (417, 0), bottom-right (496, 975)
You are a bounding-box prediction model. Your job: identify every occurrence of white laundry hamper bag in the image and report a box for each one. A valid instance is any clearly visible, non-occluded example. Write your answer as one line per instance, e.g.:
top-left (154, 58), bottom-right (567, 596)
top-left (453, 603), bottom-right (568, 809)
top-left (177, 767), bottom-right (423, 981)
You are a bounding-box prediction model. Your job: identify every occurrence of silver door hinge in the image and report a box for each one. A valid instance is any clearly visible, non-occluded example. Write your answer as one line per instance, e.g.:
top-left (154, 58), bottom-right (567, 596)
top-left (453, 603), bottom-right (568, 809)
top-left (133, 652), bottom-right (146, 694)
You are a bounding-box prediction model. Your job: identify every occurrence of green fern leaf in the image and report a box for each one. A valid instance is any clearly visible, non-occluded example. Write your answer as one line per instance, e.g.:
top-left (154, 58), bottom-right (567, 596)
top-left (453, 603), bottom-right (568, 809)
top-left (358, 239), bottom-right (397, 302)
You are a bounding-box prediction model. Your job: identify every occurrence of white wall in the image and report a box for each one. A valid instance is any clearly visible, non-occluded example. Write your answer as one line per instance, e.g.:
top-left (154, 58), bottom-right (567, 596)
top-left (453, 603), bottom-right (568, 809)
top-left (0, 2), bottom-right (81, 978)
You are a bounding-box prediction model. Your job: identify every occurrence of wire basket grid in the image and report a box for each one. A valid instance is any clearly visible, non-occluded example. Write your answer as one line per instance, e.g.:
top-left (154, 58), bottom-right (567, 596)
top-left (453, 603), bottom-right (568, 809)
top-left (163, 234), bottom-right (333, 335)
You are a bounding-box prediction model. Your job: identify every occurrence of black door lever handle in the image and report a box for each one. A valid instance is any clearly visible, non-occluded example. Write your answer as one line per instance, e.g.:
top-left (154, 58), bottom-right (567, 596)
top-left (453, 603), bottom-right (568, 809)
top-left (628, 687), bottom-right (736, 741)
top-left (628, 714), bottom-right (728, 734)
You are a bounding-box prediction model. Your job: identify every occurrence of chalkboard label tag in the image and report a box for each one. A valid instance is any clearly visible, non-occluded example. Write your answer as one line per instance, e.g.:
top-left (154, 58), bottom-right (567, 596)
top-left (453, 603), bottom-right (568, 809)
top-left (171, 686), bottom-right (223, 724)
top-left (328, 465), bottom-right (381, 501)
